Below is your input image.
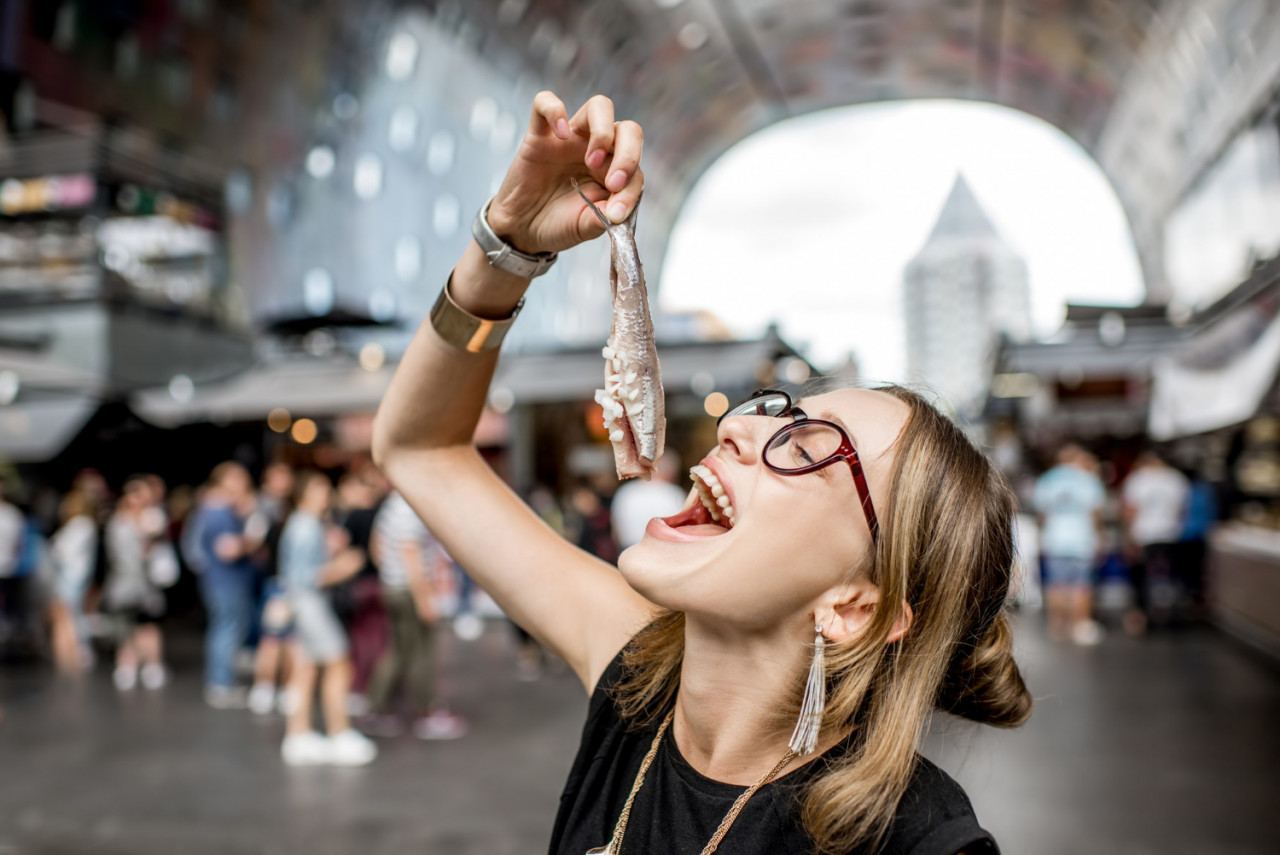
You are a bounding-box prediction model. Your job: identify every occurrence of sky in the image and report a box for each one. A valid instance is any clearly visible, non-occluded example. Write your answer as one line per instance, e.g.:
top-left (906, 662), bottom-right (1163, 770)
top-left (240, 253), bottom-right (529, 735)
top-left (658, 99), bottom-right (1146, 383)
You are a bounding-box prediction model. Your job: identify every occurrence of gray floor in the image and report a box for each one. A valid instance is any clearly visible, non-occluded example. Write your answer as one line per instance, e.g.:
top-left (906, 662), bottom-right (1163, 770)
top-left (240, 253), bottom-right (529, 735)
top-left (1, 615), bottom-right (1277, 855)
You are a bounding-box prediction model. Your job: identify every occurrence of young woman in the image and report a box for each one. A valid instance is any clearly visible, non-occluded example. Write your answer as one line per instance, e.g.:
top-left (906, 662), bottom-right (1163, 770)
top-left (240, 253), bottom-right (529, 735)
top-left (103, 477), bottom-right (168, 691)
top-left (48, 488), bottom-right (99, 672)
top-left (373, 92), bottom-right (1031, 854)
top-left (278, 470), bottom-right (376, 766)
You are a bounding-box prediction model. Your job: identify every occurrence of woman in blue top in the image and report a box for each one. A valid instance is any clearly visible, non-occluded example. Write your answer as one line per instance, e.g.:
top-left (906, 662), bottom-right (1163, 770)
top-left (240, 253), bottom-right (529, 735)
top-left (278, 470), bottom-right (375, 767)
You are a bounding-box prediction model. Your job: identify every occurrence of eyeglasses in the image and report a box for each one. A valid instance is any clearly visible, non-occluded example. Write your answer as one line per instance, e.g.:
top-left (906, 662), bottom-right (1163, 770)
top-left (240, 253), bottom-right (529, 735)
top-left (719, 390), bottom-right (879, 541)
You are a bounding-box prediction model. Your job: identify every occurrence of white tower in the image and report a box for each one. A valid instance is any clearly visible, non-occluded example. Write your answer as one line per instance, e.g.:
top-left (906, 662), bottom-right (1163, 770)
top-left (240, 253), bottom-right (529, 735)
top-left (903, 175), bottom-right (1031, 415)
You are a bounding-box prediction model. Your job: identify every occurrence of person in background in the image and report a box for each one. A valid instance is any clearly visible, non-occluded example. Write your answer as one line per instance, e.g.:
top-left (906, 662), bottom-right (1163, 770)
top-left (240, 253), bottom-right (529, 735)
top-left (1122, 450), bottom-right (1191, 635)
top-left (1034, 444), bottom-right (1106, 645)
top-left (103, 477), bottom-right (167, 690)
top-left (568, 481), bottom-right (618, 564)
top-left (332, 470), bottom-right (387, 712)
top-left (278, 470), bottom-right (375, 766)
top-left (248, 463), bottom-right (296, 716)
top-left (141, 475), bottom-right (180, 594)
top-left (48, 488), bottom-right (99, 672)
top-left (0, 481), bottom-right (27, 650)
top-left (363, 490), bottom-right (467, 740)
top-left (257, 463), bottom-right (295, 524)
top-left (512, 484), bottom-right (567, 681)
top-left (1176, 465), bottom-right (1218, 618)
top-left (610, 453), bottom-right (686, 551)
top-left (197, 462), bottom-right (265, 708)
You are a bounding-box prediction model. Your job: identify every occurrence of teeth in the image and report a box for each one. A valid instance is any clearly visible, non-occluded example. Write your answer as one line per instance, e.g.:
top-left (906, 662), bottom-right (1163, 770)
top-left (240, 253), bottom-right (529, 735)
top-left (624, 371), bottom-right (637, 384)
top-left (689, 464), bottom-right (735, 528)
top-left (602, 346), bottom-right (615, 359)
top-left (609, 429), bottom-right (624, 442)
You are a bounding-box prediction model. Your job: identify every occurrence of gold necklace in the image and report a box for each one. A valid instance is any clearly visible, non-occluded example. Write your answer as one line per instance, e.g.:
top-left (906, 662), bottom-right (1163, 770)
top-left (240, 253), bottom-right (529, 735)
top-left (588, 709), bottom-right (798, 855)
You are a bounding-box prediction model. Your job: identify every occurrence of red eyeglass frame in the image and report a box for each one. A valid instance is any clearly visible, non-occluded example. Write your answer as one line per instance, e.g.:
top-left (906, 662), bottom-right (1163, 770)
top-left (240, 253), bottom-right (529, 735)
top-left (720, 389), bottom-right (880, 542)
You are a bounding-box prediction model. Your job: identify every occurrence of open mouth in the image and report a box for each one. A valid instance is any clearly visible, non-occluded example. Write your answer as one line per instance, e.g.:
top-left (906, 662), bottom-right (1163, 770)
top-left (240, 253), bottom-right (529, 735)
top-left (655, 463), bottom-right (736, 538)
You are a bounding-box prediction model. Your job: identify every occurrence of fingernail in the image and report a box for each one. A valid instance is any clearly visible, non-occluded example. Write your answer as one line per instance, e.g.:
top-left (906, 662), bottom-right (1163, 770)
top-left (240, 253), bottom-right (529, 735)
top-left (587, 149), bottom-right (605, 169)
top-left (556, 118), bottom-right (570, 138)
top-left (607, 202), bottom-right (627, 222)
top-left (607, 169), bottom-right (626, 191)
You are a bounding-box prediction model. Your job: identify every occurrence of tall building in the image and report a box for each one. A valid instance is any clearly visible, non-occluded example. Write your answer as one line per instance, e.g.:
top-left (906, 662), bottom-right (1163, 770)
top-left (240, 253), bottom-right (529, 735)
top-left (903, 175), bottom-right (1031, 416)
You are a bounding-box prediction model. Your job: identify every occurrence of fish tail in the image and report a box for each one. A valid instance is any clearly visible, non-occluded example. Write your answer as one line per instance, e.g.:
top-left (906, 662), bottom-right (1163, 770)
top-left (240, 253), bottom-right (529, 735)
top-left (571, 178), bottom-right (612, 228)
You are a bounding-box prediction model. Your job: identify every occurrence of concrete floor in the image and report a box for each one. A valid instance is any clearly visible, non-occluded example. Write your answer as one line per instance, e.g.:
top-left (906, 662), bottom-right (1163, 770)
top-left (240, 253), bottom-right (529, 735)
top-left (0, 615), bottom-right (1277, 855)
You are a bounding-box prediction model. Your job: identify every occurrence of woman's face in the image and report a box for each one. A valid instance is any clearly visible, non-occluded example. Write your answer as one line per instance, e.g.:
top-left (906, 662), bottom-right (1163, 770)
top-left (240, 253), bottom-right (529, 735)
top-left (618, 388), bottom-right (910, 633)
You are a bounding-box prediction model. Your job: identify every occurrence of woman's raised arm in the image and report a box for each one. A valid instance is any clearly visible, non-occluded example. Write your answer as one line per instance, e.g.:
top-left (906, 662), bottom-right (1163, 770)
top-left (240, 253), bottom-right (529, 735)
top-left (372, 93), bottom-right (659, 691)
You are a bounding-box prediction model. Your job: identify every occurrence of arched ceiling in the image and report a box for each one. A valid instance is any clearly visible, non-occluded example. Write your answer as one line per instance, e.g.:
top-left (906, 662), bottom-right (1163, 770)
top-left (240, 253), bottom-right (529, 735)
top-left (462, 0), bottom-right (1280, 302)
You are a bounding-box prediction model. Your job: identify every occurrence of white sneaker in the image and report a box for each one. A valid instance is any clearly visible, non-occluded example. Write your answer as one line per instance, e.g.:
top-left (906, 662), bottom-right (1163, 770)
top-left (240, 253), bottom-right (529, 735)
top-left (326, 729), bottom-right (377, 766)
top-left (453, 612), bottom-right (484, 641)
top-left (1071, 620), bottom-right (1105, 647)
top-left (204, 685), bottom-right (248, 709)
top-left (276, 686), bottom-right (299, 715)
top-left (281, 731), bottom-right (330, 766)
top-left (247, 682), bottom-right (276, 715)
top-left (412, 710), bottom-right (468, 741)
top-left (140, 664), bottom-right (167, 690)
top-left (113, 666), bottom-right (138, 691)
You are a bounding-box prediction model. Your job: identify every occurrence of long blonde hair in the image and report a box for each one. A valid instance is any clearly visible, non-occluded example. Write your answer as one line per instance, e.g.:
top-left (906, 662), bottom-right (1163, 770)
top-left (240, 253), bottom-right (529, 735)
top-left (613, 384), bottom-right (1032, 852)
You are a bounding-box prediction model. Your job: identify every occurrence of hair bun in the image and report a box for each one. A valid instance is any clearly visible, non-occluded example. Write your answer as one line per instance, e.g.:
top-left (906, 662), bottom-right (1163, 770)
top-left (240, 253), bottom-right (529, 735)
top-left (937, 612), bottom-right (1032, 727)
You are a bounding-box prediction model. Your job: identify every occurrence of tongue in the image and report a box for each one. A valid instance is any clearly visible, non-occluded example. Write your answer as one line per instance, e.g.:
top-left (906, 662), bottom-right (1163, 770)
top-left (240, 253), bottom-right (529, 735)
top-left (662, 505), bottom-right (730, 537)
top-left (679, 523), bottom-right (730, 537)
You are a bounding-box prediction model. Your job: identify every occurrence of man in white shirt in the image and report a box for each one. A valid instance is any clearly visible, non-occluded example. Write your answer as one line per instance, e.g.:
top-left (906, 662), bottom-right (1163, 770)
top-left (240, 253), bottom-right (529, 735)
top-left (1122, 451), bottom-right (1190, 634)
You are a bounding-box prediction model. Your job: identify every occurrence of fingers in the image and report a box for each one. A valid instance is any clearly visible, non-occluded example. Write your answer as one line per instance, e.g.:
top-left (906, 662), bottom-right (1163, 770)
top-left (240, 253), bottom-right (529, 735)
top-left (530, 90), bottom-right (570, 139)
top-left (569, 95), bottom-right (617, 171)
top-left (530, 92), bottom-right (645, 226)
top-left (605, 165), bottom-right (644, 224)
top-left (607, 119), bottom-right (643, 195)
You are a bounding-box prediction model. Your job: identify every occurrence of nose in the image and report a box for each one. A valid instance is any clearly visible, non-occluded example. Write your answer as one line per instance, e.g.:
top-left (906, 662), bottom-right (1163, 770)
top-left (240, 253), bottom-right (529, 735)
top-left (715, 414), bottom-right (770, 465)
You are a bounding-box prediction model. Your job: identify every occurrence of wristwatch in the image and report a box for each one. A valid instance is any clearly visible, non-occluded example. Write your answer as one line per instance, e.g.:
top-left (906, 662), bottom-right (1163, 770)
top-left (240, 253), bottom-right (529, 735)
top-left (429, 277), bottom-right (524, 353)
top-left (470, 197), bottom-right (558, 279)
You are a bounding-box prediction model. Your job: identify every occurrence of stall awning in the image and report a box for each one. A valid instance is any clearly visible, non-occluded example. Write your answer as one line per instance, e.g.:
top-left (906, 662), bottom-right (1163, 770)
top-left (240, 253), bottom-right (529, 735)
top-left (1150, 300), bottom-right (1280, 439)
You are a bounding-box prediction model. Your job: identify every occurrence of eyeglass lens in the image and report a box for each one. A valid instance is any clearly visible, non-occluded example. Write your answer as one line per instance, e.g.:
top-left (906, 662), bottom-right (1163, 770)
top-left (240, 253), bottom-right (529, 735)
top-left (764, 423), bottom-right (845, 471)
top-left (723, 392), bottom-right (791, 421)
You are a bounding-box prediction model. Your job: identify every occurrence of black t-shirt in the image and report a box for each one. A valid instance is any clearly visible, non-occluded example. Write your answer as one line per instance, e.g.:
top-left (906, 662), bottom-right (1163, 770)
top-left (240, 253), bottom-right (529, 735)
top-left (549, 649), bottom-right (997, 855)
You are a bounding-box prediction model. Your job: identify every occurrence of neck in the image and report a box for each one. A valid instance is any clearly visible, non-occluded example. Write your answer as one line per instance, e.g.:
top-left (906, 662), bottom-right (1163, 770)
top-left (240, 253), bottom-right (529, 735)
top-left (672, 617), bottom-right (841, 785)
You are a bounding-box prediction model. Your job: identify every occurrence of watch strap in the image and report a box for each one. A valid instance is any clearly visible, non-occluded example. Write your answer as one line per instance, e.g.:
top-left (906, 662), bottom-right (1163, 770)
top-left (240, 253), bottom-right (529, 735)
top-left (471, 197), bottom-right (558, 279)
top-left (429, 277), bottom-right (524, 353)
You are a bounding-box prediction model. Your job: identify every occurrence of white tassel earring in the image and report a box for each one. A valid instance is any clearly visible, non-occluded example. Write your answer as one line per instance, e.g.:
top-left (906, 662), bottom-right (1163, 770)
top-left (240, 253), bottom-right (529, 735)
top-left (788, 623), bottom-right (826, 756)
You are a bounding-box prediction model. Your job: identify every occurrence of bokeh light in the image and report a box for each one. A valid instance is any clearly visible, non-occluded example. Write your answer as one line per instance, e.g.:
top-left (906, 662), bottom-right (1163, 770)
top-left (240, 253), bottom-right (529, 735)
top-left (267, 408), bottom-right (292, 432)
top-left (359, 342), bottom-right (386, 372)
top-left (290, 417), bottom-right (317, 444)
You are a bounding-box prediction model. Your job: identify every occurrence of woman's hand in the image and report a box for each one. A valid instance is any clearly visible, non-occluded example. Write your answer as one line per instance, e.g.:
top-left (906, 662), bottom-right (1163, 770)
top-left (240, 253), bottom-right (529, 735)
top-left (485, 92), bottom-right (644, 256)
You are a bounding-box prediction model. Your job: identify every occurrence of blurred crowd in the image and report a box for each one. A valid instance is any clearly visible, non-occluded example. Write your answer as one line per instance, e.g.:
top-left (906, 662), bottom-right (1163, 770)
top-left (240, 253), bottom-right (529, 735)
top-left (1017, 441), bottom-right (1216, 646)
top-left (0, 450), bottom-right (698, 765)
top-left (0, 436), bottom-right (1217, 760)
top-left (0, 457), bottom-right (626, 766)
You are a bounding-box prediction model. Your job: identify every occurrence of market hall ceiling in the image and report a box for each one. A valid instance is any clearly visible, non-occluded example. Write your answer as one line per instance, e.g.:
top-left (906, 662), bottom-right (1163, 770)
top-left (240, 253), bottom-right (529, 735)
top-left (458, 0), bottom-right (1280, 299)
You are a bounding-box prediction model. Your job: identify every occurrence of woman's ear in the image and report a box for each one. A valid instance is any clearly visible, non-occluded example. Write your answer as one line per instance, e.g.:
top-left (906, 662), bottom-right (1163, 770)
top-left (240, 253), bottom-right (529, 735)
top-left (817, 583), bottom-right (913, 646)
